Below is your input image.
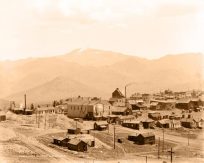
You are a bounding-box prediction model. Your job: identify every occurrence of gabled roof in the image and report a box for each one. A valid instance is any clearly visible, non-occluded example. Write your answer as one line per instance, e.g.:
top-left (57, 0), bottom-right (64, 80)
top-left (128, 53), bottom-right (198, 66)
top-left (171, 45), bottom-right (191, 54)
top-left (37, 107), bottom-right (55, 111)
top-left (158, 119), bottom-right (171, 124)
top-left (112, 106), bottom-right (128, 112)
top-left (54, 137), bottom-right (64, 141)
top-left (176, 99), bottom-right (191, 104)
top-left (94, 121), bottom-right (108, 126)
top-left (68, 139), bottom-right (84, 145)
top-left (124, 120), bottom-right (141, 124)
top-left (141, 118), bottom-right (154, 123)
top-left (139, 132), bottom-right (155, 138)
top-left (180, 118), bottom-right (195, 123)
top-left (112, 88), bottom-right (125, 98)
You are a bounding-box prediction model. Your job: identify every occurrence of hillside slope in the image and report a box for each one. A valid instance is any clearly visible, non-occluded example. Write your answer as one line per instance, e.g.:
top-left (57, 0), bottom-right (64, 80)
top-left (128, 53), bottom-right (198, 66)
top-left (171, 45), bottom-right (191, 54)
top-left (0, 49), bottom-right (203, 103)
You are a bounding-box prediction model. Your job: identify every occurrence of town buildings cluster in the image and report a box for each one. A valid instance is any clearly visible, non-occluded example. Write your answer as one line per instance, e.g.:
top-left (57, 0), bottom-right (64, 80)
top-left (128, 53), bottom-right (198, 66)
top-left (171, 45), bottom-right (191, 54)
top-left (5, 88), bottom-right (204, 152)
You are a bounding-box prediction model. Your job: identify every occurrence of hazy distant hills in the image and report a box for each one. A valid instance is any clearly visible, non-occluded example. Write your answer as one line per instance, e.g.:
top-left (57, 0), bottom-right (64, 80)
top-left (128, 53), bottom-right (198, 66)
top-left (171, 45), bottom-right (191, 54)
top-left (0, 49), bottom-right (203, 104)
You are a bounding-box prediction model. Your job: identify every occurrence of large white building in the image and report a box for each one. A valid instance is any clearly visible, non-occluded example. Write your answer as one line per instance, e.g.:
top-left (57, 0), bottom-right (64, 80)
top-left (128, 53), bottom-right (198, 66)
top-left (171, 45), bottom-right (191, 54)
top-left (65, 100), bottom-right (110, 119)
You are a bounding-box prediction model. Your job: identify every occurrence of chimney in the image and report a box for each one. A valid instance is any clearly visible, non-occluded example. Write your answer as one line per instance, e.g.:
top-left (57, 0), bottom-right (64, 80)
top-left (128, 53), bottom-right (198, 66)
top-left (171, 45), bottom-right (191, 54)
top-left (24, 94), bottom-right (27, 112)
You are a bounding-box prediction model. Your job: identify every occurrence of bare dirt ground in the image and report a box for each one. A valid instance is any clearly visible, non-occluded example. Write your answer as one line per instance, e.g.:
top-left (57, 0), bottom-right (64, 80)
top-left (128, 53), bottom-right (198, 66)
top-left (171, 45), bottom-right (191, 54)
top-left (0, 111), bottom-right (204, 163)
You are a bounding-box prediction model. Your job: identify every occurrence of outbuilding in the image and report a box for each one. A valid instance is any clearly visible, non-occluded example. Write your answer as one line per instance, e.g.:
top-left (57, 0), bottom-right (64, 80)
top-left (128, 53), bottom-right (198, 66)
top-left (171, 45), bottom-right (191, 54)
top-left (122, 120), bottom-right (143, 130)
top-left (156, 119), bottom-right (170, 128)
top-left (67, 128), bottom-right (81, 135)
top-left (142, 119), bottom-right (155, 129)
top-left (136, 133), bottom-right (155, 145)
top-left (67, 139), bottom-right (87, 152)
top-left (94, 121), bottom-right (108, 131)
top-left (0, 113), bottom-right (6, 122)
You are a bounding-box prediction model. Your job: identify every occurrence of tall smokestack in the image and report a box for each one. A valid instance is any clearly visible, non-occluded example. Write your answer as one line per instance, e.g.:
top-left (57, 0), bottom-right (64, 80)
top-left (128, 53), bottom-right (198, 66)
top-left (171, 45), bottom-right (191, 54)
top-left (24, 94), bottom-right (27, 112)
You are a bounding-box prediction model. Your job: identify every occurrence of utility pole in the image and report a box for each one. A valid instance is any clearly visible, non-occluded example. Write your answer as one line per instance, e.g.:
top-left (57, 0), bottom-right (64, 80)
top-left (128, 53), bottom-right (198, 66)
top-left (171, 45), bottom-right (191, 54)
top-left (24, 94), bottom-right (27, 113)
top-left (44, 113), bottom-right (47, 129)
top-left (38, 112), bottom-right (40, 128)
top-left (188, 130), bottom-right (190, 146)
top-left (162, 128), bottom-right (164, 152)
top-left (168, 147), bottom-right (174, 163)
top-left (145, 156), bottom-right (147, 163)
top-left (35, 108), bottom-right (37, 124)
top-left (113, 125), bottom-right (116, 149)
top-left (158, 137), bottom-right (160, 159)
top-left (76, 120), bottom-right (78, 129)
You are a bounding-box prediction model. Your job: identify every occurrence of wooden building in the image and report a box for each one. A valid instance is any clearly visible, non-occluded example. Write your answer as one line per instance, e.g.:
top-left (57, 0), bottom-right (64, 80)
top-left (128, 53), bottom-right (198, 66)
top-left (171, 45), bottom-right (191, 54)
top-left (67, 128), bottom-right (81, 135)
top-left (0, 113), bottom-right (6, 122)
top-left (122, 121), bottom-right (143, 130)
top-left (142, 119), bottom-right (155, 129)
top-left (128, 133), bottom-right (138, 142)
top-left (136, 133), bottom-right (155, 145)
top-left (150, 100), bottom-right (176, 110)
top-left (116, 115), bottom-right (135, 125)
top-left (65, 100), bottom-right (106, 119)
top-left (156, 119), bottom-right (170, 128)
top-left (111, 106), bottom-right (132, 116)
top-left (94, 121), bottom-right (108, 131)
top-left (180, 117), bottom-right (197, 128)
top-left (67, 139), bottom-right (87, 152)
top-left (148, 112), bottom-right (161, 120)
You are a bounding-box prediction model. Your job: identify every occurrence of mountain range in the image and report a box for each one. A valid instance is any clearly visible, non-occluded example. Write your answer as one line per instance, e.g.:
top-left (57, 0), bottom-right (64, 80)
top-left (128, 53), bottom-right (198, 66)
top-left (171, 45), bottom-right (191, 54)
top-left (0, 48), bottom-right (203, 104)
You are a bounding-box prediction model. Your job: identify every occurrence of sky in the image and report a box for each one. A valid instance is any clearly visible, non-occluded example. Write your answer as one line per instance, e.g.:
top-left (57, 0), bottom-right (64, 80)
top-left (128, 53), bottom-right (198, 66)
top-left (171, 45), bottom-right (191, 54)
top-left (0, 0), bottom-right (204, 60)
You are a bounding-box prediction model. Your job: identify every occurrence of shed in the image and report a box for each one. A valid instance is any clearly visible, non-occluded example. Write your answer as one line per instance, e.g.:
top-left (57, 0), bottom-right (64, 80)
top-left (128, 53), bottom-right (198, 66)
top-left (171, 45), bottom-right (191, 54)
top-left (180, 118), bottom-right (196, 128)
top-left (67, 139), bottom-right (87, 152)
top-left (111, 106), bottom-right (132, 116)
top-left (136, 133), bottom-right (155, 145)
top-left (122, 120), bottom-right (143, 130)
top-left (156, 119), bottom-right (170, 128)
top-left (148, 112), bottom-right (161, 120)
top-left (128, 133), bottom-right (138, 141)
top-left (94, 121), bottom-right (108, 131)
top-left (0, 114), bottom-right (6, 122)
top-left (142, 119), bottom-right (155, 129)
top-left (24, 109), bottom-right (33, 115)
top-left (67, 128), bottom-right (81, 135)
top-left (53, 137), bottom-right (64, 146)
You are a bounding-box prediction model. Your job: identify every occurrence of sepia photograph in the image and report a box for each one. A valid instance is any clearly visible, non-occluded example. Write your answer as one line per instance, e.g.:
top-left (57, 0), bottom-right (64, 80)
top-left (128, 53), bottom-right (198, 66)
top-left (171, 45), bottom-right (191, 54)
top-left (0, 0), bottom-right (203, 163)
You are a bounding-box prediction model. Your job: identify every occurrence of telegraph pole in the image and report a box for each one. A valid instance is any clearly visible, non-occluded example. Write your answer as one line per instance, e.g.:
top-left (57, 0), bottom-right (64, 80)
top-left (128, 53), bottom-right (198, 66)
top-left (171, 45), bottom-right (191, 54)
top-left (168, 147), bottom-right (174, 163)
top-left (35, 108), bottom-right (37, 124)
top-left (188, 130), bottom-right (190, 146)
top-left (162, 128), bottom-right (164, 152)
top-left (38, 112), bottom-right (40, 128)
top-left (44, 113), bottom-right (47, 129)
top-left (24, 94), bottom-right (27, 113)
top-left (113, 125), bottom-right (116, 149)
top-left (158, 137), bottom-right (160, 159)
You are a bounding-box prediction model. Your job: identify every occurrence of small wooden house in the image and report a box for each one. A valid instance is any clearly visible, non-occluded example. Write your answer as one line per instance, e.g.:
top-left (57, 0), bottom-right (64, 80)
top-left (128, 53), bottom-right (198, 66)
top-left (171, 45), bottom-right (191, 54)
top-left (169, 120), bottom-right (181, 129)
top-left (116, 115), bottom-right (135, 125)
top-left (148, 112), bottom-right (161, 120)
top-left (122, 121), bottom-right (143, 130)
top-left (53, 137), bottom-right (64, 146)
top-left (67, 128), bottom-right (81, 135)
top-left (0, 114), bottom-right (6, 122)
top-left (180, 118), bottom-right (197, 128)
top-left (128, 133), bottom-right (138, 141)
top-left (142, 119), bottom-right (155, 129)
top-left (156, 119), bottom-right (170, 128)
top-left (111, 106), bottom-right (132, 116)
top-left (136, 133), bottom-right (155, 145)
top-left (24, 109), bottom-right (33, 115)
top-left (67, 139), bottom-right (87, 152)
top-left (94, 121), bottom-right (108, 131)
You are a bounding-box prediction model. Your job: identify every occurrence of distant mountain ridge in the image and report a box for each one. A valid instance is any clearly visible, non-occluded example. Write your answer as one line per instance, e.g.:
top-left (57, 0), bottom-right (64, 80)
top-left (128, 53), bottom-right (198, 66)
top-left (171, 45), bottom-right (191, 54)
top-left (0, 48), bottom-right (203, 103)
